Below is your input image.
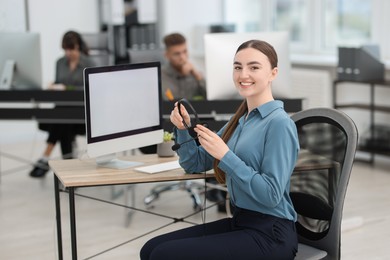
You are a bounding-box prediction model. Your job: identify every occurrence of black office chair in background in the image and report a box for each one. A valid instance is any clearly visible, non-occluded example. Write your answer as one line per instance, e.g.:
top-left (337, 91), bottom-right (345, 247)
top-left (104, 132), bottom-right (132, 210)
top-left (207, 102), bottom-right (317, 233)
top-left (290, 108), bottom-right (358, 260)
top-left (128, 48), bottom-right (165, 65)
top-left (81, 32), bottom-right (112, 66)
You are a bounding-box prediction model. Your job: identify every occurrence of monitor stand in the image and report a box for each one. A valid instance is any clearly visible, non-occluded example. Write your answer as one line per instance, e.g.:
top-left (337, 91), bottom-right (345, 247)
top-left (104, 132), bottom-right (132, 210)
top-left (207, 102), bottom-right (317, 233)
top-left (0, 60), bottom-right (15, 90)
top-left (95, 154), bottom-right (144, 169)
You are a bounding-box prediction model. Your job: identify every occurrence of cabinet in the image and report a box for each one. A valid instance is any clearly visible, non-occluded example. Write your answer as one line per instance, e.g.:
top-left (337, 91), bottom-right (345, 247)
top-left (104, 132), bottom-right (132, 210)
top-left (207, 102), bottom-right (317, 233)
top-left (99, 0), bottom-right (160, 64)
top-left (333, 79), bottom-right (390, 163)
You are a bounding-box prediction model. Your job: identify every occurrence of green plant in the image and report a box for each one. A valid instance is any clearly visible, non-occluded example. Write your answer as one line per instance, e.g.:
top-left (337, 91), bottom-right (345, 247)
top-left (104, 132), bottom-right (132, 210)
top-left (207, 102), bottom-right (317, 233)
top-left (163, 131), bottom-right (174, 142)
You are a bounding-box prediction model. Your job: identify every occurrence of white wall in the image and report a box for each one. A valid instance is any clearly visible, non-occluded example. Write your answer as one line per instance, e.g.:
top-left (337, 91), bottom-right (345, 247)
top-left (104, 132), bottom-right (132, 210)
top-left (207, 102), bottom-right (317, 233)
top-left (27, 0), bottom-right (100, 87)
top-left (0, 0), bottom-right (27, 31)
top-left (157, 0), bottom-right (224, 72)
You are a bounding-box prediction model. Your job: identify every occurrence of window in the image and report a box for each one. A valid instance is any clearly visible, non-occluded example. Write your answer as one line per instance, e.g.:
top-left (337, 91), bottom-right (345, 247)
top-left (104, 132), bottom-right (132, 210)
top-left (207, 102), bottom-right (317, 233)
top-left (224, 0), bottom-right (264, 32)
top-left (324, 0), bottom-right (371, 49)
top-left (224, 0), bottom-right (390, 63)
top-left (272, 0), bottom-right (310, 49)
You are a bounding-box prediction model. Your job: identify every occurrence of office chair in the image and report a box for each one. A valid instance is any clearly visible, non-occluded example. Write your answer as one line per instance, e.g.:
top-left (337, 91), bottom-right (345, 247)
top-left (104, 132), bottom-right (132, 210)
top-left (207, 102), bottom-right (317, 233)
top-left (290, 108), bottom-right (358, 260)
top-left (81, 32), bottom-right (112, 66)
top-left (128, 48), bottom-right (165, 65)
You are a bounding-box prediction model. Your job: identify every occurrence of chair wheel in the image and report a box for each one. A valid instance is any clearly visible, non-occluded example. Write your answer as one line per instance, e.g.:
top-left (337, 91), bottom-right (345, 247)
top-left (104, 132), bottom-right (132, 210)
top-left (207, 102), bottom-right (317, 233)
top-left (144, 193), bottom-right (158, 205)
top-left (193, 204), bottom-right (202, 211)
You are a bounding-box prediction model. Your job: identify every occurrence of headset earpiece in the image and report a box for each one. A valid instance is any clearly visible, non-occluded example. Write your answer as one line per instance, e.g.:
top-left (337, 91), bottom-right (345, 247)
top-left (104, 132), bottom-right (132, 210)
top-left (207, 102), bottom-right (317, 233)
top-left (173, 99), bottom-right (207, 151)
top-left (177, 98), bottom-right (201, 129)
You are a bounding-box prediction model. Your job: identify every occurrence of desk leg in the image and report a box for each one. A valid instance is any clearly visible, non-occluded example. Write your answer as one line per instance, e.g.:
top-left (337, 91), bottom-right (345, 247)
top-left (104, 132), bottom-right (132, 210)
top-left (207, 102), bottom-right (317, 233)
top-left (69, 187), bottom-right (78, 260)
top-left (369, 83), bottom-right (375, 164)
top-left (54, 175), bottom-right (63, 260)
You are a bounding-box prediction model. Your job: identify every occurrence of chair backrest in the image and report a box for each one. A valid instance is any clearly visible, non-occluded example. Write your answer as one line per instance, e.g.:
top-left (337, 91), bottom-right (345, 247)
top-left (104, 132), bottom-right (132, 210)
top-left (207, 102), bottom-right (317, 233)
top-left (128, 49), bottom-right (165, 65)
top-left (290, 108), bottom-right (358, 260)
top-left (81, 32), bottom-right (112, 66)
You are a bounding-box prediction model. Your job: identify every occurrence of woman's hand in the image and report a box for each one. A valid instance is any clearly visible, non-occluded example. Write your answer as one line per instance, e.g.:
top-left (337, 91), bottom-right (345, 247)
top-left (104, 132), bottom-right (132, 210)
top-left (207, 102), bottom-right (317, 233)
top-left (194, 124), bottom-right (229, 160)
top-left (181, 62), bottom-right (203, 81)
top-left (170, 102), bottom-right (191, 130)
top-left (48, 83), bottom-right (66, 90)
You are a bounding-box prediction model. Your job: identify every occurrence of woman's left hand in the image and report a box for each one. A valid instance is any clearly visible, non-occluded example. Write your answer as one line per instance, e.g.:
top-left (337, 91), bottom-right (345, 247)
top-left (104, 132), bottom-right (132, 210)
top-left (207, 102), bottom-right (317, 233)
top-left (48, 83), bottom-right (66, 90)
top-left (194, 124), bottom-right (229, 160)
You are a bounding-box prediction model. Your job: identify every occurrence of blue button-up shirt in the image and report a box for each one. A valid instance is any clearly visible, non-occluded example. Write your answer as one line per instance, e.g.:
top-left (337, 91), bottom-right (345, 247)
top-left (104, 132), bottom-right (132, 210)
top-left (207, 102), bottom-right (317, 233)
top-left (175, 100), bottom-right (299, 221)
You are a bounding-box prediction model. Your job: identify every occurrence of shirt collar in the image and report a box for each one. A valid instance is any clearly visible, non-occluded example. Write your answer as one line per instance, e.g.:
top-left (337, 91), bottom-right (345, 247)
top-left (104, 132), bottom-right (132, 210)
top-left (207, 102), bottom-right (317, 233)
top-left (257, 100), bottom-right (284, 118)
top-left (164, 63), bottom-right (182, 78)
top-left (238, 100), bottom-right (284, 125)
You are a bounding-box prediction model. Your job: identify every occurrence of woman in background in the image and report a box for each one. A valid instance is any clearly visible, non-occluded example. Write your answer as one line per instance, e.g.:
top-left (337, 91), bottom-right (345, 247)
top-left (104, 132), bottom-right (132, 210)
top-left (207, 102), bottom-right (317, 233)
top-left (30, 30), bottom-right (95, 178)
top-left (140, 39), bottom-right (300, 259)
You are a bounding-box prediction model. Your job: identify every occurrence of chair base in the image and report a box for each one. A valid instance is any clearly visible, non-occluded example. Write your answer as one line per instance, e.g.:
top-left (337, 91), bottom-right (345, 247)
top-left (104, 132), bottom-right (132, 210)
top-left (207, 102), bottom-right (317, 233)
top-left (295, 243), bottom-right (327, 260)
top-left (144, 180), bottom-right (205, 210)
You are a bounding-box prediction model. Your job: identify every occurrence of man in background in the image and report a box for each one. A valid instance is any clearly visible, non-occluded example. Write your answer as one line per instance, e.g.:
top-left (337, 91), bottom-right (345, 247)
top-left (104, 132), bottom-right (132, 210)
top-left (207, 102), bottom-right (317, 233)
top-left (161, 33), bottom-right (206, 101)
top-left (161, 33), bottom-right (226, 212)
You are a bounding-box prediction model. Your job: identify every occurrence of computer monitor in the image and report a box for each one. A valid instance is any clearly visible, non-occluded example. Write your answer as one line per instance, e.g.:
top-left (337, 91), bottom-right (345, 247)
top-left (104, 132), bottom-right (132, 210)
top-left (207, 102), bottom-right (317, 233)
top-left (0, 32), bottom-right (42, 90)
top-left (204, 31), bottom-right (292, 100)
top-left (84, 62), bottom-right (163, 168)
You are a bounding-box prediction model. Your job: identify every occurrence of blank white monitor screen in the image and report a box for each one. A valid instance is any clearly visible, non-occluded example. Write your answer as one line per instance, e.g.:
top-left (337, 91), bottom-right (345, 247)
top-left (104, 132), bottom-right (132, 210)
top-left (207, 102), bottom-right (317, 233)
top-left (0, 32), bottom-right (42, 90)
top-left (204, 31), bottom-right (292, 100)
top-left (84, 62), bottom-right (163, 168)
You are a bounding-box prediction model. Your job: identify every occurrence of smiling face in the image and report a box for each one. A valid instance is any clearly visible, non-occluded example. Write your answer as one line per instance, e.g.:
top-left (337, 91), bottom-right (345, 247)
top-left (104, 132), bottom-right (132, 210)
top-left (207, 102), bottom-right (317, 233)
top-left (233, 47), bottom-right (278, 107)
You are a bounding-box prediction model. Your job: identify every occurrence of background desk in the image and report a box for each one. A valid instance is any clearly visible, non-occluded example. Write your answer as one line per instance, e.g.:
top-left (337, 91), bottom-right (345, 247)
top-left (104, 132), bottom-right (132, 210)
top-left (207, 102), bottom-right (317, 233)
top-left (50, 154), bottom-right (214, 260)
top-left (0, 90), bottom-right (84, 124)
top-left (0, 90), bottom-right (303, 129)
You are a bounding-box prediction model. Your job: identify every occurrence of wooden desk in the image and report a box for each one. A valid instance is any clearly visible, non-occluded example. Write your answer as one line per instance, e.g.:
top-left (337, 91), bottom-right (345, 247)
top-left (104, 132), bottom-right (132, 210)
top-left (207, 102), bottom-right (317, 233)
top-left (51, 154), bottom-right (215, 188)
top-left (50, 154), bottom-right (214, 260)
top-left (50, 152), bottom-right (335, 260)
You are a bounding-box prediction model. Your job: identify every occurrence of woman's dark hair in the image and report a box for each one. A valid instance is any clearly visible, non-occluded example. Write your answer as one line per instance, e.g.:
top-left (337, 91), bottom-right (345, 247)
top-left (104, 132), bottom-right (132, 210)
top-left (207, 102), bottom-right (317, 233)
top-left (213, 39), bottom-right (278, 184)
top-left (62, 30), bottom-right (89, 56)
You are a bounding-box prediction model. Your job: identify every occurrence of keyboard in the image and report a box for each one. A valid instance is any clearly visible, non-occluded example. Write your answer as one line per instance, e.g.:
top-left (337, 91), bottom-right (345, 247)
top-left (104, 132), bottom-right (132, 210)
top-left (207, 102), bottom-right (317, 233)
top-left (134, 160), bottom-right (181, 174)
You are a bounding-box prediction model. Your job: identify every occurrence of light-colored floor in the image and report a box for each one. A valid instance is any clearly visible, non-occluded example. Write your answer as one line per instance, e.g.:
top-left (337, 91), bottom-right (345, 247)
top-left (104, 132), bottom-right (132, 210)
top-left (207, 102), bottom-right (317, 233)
top-left (1, 127), bottom-right (390, 259)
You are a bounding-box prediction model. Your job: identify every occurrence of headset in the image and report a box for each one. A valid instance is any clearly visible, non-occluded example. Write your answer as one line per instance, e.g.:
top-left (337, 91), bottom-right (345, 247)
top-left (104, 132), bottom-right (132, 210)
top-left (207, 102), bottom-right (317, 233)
top-left (171, 98), bottom-right (207, 151)
top-left (172, 98), bottom-right (209, 228)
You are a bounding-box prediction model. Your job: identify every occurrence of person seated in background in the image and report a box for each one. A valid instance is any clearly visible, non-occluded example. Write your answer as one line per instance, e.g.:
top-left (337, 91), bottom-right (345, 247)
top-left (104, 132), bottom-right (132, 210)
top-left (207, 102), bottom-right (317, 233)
top-left (161, 32), bottom-right (206, 101)
top-left (29, 30), bottom-right (95, 178)
top-left (140, 32), bottom-right (207, 154)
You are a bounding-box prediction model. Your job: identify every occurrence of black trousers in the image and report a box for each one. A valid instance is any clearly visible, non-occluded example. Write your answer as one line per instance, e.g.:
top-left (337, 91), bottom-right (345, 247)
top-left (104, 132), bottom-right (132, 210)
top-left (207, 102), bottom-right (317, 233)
top-left (140, 207), bottom-right (298, 260)
top-left (39, 123), bottom-right (84, 158)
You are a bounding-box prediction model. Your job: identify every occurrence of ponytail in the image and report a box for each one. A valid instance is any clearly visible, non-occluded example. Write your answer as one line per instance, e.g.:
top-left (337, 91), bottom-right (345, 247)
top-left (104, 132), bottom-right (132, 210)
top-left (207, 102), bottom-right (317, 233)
top-left (213, 100), bottom-right (247, 184)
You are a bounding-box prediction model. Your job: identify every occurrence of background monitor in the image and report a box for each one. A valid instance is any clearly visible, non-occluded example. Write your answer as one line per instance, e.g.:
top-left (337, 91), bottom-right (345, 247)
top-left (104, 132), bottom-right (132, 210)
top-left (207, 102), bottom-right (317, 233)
top-left (84, 62), bottom-right (163, 168)
top-left (204, 31), bottom-right (292, 100)
top-left (0, 32), bottom-right (42, 90)
top-left (209, 24), bottom-right (236, 33)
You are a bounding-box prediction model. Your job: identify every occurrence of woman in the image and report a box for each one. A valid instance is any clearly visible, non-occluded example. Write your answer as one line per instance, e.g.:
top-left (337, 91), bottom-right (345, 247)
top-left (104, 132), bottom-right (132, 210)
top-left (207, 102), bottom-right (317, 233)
top-left (30, 30), bottom-right (95, 178)
top-left (140, 39), bottom-right (300, 259)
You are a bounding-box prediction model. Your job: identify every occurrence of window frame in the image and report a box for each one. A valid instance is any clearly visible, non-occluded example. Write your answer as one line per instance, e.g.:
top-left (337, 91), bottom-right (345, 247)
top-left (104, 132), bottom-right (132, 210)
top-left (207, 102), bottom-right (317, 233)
top-left (223, 0), bottom-right (390, 66)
